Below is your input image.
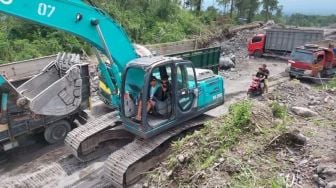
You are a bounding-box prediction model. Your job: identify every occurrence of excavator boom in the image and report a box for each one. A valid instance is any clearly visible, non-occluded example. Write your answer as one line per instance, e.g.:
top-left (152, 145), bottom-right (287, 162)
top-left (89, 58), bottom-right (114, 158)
top-left (0, 0), bottom-right (137, 68)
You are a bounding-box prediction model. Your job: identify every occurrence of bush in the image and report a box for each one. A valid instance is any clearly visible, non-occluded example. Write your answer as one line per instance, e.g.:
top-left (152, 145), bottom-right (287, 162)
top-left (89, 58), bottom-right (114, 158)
top-left (229, 100), bottom-right (252, 127)
top-left (271, 102), bottom-right (287, 119)
top-left (326, 78), bottom-right (336, 89)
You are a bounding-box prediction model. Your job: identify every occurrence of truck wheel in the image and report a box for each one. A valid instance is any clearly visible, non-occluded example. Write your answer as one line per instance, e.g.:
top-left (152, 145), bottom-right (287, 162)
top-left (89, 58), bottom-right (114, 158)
top-left (44, 120), bottom-right (71, 144)
top-left (254, 50), bottom-right (263, 58)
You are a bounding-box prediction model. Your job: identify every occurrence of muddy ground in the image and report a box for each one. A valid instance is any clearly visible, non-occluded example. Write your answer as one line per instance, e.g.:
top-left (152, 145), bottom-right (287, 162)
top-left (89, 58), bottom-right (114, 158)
top-left (0, 56), bottom-right (288, 187)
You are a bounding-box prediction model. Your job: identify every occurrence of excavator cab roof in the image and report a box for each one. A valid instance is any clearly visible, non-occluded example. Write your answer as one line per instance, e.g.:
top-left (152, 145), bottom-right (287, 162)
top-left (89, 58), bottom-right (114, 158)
top-left (127, 56), bottom-right (181, 70)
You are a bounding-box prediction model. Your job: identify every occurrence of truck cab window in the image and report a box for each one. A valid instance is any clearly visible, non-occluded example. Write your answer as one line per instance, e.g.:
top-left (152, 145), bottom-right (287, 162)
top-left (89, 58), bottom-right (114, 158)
top-left (316, 55), bottom-right (324, 63)
top-left (252, 36), bottom-right (262, 43)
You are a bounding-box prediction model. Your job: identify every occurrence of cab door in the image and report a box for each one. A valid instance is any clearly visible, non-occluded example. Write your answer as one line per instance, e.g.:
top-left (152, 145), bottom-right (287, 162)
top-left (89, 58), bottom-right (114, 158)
top-left (175, 61), bottom-right (198, 118)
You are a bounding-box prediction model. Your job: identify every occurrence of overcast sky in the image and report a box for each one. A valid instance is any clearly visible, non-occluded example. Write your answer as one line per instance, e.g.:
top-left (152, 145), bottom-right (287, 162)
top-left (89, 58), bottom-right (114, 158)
top-left (204, 0), bottom-right (336, 15)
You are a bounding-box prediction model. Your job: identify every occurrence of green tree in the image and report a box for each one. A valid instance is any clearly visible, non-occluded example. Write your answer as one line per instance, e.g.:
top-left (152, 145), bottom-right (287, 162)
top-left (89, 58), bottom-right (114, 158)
top-left (217, 0), bottom-right (230, 14)
top-left (261, 0), bottom-right (279, 21)
top-left (235, 0), bottom-right (260, 23)
top-left (0, 0), bottom-right (208, 63)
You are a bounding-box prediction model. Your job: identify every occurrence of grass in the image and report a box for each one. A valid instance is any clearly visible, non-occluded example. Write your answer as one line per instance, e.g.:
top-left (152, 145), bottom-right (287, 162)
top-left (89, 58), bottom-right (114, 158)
top-left (228, 156), bottom-right (287, 188)
top-left (147, 100), bottom-right (291, 187)
top-left (166, 100), bottom-right (253, 173)
top-left (317, 77), bottom-right (336, 90)
top-left (271, 102), bottom-right (287, 119)
top-left (325, 77), bottom-right (336, 88)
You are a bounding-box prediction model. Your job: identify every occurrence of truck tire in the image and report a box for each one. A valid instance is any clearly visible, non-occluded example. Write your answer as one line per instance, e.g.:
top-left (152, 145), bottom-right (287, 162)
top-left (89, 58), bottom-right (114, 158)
top-left (254, 50), bottom-right (263, 58)
top-left (289, 73), bottom-right (295, 79)
top-left (44, 120), bottom-right (71, 144)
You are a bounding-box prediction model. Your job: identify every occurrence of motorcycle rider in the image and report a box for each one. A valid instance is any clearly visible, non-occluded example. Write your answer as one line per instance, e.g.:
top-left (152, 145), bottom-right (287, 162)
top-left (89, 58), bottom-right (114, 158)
top-left (256, 68), bottom-right (265, 92)
top-left (261, 64), bottom-right (270, 93)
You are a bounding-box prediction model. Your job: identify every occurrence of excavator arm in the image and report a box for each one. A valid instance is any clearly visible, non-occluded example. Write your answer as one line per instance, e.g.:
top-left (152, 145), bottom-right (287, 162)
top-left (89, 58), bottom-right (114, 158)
top-left (0, 0), bottom-right (138, 106)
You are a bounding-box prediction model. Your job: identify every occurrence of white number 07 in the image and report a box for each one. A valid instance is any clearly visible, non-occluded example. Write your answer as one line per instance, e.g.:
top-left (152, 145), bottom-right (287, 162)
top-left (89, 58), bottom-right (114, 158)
top-left (37, 3), bottom-right (55, 18)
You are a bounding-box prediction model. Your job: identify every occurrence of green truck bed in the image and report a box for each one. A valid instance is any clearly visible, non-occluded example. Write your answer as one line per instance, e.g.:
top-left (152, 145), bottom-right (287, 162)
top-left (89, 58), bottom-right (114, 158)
top-left (168, 47), bottom-right (221, 74)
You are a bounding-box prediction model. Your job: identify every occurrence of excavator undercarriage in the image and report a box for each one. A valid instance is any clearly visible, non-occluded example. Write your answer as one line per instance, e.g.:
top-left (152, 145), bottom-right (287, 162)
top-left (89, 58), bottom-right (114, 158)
top-left (65, 113), bottom-right (213, 187)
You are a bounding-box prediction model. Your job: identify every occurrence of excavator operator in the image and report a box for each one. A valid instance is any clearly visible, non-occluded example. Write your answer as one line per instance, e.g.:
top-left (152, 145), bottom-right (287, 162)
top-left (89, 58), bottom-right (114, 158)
top-left (133, 75), bottom-right (171, 122)
top-left (134, 76), bottom-right (159, 122)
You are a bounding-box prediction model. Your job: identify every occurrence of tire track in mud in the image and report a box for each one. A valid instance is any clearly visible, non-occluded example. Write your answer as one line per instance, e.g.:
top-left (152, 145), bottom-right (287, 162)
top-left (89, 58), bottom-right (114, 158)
top-left (1, 154), bottom-right (108, 188)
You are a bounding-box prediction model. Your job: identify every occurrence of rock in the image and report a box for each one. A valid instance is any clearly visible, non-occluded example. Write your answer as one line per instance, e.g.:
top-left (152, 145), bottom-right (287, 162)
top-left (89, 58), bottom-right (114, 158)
top-left (318, 178), bottom-right (327, 187)
top-left (254, 128), bottom-right (261, 135)
top-left (219, 55), bottom-right (236, 70)
top-left (299, 159), bottom-right (309, 166)
top-left (296, 133), bottom-right (308, 144)
top-left (268, 93), bottom-right (277, 100)
top-left (326, 181), bottom-right (336, 188)
top-left (324, 96), bottom-right (331, 103)
top-left (317, 165), bottom-right (327, 174)
top-left (218, 158), bottom-right (225, 163)
top-left (177, 154), bottom-right (186, 163)
top-left (289, 158), bottom-right (295, 163)
top-left (291, 107), bottom-right (318, 117)
top-left (165, 170), bottom-right (173, 177)
top-left (265, 20), bottom-right (275, 26)
top-left (309, 96), bottom-right (315, 101)
top-left (313, 174), bottom-right (319, 182)
top-left (142, 182), bottom-right (149, 188)
top-left (323, 167), bottom-right (336, 176)
top-left (308, 101), bottom-right (319, 106)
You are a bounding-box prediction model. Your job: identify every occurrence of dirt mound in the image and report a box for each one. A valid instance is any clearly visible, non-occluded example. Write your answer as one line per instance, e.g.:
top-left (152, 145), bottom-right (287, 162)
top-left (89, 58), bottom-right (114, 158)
top-left (269, 80), bottom-right (336, 120)
top-left (145, 81), bottom-right (336, 188)
top-left (250, 101), bottom-right (274, 129)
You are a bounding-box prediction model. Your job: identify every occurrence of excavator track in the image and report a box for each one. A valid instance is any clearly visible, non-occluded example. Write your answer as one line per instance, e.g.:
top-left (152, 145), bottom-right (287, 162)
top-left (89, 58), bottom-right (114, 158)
top-left (65, 111), bottom-right (134, 162)
top-left (104, 115), bottom-right (213, 188)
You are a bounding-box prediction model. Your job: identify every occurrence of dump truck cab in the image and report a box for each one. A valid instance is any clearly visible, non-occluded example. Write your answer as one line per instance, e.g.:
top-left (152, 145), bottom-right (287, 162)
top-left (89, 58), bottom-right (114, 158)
top-left (121, 56), bottom-right (224, 138)
top-left (289, 45), bottom-right (336, 78)
top-left (247, 34), bottom-right (266, 57)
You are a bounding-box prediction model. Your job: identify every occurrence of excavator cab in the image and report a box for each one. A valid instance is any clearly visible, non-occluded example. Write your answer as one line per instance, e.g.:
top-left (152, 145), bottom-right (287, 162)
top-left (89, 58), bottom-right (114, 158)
top-left (121, 57), bottom-right (199, 138)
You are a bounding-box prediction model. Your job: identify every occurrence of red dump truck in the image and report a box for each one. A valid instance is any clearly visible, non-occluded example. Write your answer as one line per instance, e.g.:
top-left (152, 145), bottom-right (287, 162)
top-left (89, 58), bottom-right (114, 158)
top-left (288, 40), bottom-right (336, 79)
top-left (248, 28), bottom-right (324, 58)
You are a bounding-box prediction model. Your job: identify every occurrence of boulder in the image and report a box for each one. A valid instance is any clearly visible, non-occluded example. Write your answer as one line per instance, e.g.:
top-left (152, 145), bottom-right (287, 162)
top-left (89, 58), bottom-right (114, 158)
top-left (327, 181), bottom-right (336, 188)
top-left (219, 54), bottom-right (236, 70)
top-left (291, 107), bottom-right (318, 117)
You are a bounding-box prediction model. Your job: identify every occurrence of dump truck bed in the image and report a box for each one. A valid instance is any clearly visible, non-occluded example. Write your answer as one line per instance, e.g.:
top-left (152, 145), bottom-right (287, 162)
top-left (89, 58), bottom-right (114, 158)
top-left (265, 28), bottom-right (324, 52)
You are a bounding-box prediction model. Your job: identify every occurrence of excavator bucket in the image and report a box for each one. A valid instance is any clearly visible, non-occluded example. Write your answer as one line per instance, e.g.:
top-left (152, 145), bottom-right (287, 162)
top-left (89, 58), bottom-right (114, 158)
top-left (16, 53), bottom-right (88, 116)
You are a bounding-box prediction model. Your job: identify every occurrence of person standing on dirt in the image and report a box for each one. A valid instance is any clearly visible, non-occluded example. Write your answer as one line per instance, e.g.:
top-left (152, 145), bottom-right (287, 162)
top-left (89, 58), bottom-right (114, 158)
top-left (261, 64), bottom-right (270, 93)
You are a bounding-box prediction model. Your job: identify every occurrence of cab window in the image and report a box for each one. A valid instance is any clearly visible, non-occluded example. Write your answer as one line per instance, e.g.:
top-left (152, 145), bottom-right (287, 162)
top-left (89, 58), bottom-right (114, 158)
top-left (252, 36), bottom-right (262, 43)
top-left (177, 64), bottom-right (196, 90)
top-left (316, 54), bottom-right (324, 63)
